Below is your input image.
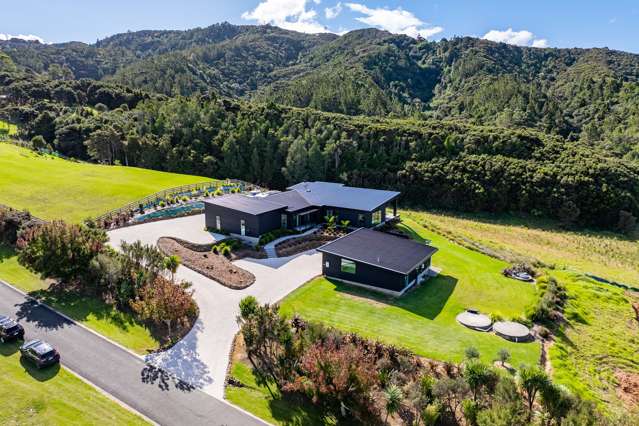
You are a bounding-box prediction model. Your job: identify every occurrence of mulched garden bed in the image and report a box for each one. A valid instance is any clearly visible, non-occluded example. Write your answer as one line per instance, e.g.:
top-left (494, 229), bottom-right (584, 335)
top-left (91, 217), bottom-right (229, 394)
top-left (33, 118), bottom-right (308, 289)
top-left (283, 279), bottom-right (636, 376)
top-left (275, 228), bottom-right (348, 257)
top-left (158, 237), bottom-right (256, 289)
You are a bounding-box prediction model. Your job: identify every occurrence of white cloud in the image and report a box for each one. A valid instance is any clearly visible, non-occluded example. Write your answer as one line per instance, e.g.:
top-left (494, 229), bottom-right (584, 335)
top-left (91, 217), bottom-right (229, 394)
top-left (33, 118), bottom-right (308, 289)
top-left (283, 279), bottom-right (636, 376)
top-left (532, 38), bottom-right (548, 48)
top-left (0, 33), bottom-right (46, 43)
top-left (345, 3), bottom-right (443, 39)
top-left (325, 2), bottom-right (342, 19)
top-left (482, 28), bottom-right (548, 47)
top-left (242, 0), bottom-right (329, 33)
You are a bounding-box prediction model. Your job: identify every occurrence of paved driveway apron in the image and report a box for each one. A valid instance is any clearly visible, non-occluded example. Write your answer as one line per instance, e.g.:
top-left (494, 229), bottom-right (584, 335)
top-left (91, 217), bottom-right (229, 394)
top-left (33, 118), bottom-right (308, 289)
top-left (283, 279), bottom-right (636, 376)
top-left (107, 215), bottom-right (322, 398)
top-left (0, 281), bottom-right (265, 426)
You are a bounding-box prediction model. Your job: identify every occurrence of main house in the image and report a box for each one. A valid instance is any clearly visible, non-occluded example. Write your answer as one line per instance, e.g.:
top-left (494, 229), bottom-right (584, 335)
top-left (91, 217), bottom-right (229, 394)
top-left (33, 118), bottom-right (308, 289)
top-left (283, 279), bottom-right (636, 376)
top-left (204, 181), bottom-right (400, 240)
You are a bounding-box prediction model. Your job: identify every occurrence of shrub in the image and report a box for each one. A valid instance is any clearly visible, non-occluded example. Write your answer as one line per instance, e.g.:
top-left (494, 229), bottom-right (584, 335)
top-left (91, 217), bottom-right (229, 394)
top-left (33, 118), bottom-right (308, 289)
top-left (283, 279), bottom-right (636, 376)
top-left (181, 196), bottom-right (189, 202)
top-left (258, 228), bottom-right (298, 245)
top-left (159, 200), bottom-right (166, 208)
top-left (465, 346), bottom-right (480, 360)
top-left (31, 135), bottom-right (47, 150)
top-left (18, 221), bottom-right (107, 285)
top-left (503, 263), bottom-right (537, 278)
top-left (220, 245), bottom-right (231, 257)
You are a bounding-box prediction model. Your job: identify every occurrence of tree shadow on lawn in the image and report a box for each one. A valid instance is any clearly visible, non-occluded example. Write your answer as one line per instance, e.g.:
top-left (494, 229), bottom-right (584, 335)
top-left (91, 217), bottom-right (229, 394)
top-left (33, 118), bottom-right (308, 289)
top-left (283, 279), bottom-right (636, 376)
top-left (26, 288), bottom-right (139, 333)
top-left (268, 392), bottom-right (334, 426)
top-left (330, 274), bottom-right (457, 320)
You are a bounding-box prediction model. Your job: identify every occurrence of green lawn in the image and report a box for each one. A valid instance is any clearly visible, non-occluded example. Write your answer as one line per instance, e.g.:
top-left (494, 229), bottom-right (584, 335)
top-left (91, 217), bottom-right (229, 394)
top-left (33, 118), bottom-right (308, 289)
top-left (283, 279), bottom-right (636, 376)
top-left (0, 143), bottom-right (211, 222)
top-left (280, 217), bottom-right (541, 367)
top-left (0, 245), bottom-right (160, 355)
top-left (550, 271), bottom-right (639, 414)
top-left (0, 341), bottom-right (147, 425)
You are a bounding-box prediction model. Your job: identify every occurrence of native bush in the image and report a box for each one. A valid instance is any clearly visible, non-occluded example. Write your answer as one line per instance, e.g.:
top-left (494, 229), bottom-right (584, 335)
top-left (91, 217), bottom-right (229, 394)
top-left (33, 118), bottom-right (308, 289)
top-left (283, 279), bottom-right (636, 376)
top-left (18, 221), bottom-right (107, 285)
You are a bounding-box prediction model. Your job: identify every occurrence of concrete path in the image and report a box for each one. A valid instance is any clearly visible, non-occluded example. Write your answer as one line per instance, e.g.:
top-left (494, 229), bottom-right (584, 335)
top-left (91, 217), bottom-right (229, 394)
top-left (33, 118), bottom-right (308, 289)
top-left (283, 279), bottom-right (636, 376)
top-left (107, 217), bottom-right (322, 399)
top-left (0, 280), bottom-right (265, 426)
top-left (262, 227), bottom-right (319, 258)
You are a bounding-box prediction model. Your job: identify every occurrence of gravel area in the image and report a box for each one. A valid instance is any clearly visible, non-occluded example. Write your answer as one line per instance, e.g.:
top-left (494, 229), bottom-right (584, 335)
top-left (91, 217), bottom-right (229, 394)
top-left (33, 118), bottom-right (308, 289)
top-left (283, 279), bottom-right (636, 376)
top-left (275, 228), bottom-right (347, 257)
top-left (158, 237), bottom-right (255, 289)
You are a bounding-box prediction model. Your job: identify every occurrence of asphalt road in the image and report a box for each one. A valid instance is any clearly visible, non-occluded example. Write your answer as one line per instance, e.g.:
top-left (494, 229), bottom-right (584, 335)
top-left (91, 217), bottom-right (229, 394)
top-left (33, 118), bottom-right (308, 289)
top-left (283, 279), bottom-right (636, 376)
top-left (0, 281), bottom-right (265, 426)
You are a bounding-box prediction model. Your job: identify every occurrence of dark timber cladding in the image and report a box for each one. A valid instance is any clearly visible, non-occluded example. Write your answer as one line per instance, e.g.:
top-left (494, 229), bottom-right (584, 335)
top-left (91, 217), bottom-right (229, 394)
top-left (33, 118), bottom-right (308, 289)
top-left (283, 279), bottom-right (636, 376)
top-left (204, 181), bottom-right (401, 238)
top-left (318, 228), bottom-right (438, 294)
top-left (204, 194), bottom-right (285, 237)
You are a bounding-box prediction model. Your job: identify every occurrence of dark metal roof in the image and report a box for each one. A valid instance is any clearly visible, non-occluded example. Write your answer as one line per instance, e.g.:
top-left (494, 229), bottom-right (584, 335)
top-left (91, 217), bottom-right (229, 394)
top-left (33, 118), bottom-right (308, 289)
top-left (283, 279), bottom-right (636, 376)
top-left (317, 228), bottom-right (438, 274)
top-left (204, 194), bottom-right (286, 215)
top-left (263, 190), bottom-right (315, 213)
top-left (288, 181), bottom-right (400, 212)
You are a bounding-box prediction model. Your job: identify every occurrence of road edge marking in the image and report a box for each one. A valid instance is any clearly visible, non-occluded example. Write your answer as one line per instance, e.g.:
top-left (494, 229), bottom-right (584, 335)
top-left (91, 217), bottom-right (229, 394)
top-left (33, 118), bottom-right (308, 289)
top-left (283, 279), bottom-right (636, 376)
top-left (0, 279), bottom-right (145, 361)
top-left (1, 278), bottom-right (271, 425)
top-left (64, 366), bottom-right (158, 426)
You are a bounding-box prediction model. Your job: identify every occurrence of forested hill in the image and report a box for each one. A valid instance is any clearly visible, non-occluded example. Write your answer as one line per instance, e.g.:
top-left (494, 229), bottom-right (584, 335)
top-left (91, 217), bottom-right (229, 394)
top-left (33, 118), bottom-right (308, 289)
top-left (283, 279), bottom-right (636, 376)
top-left (1, 23), bottom-right (638, 155)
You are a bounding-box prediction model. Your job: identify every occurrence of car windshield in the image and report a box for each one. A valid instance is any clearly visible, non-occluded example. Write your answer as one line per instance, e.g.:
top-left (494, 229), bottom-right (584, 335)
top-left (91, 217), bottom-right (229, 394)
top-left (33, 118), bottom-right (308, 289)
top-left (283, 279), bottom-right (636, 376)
top-left (6, 325), bottom-right (21, 333)
top-left (34, 343), bottom-right (54, 355)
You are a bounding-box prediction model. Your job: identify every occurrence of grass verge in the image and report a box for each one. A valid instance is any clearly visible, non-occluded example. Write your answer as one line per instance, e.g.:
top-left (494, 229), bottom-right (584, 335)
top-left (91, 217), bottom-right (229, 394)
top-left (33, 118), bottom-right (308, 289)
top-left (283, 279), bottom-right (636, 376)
top-left (0, 244), bottom-right (160, 354)
top-left (0, 340), bottom-right (147, 425)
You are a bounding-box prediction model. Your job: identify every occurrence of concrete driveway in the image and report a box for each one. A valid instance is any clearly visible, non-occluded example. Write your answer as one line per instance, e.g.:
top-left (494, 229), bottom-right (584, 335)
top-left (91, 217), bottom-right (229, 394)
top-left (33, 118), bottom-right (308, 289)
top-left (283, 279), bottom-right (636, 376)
top-left (107, 216), bottom-right (322, 399)
top-left (108, 214), bottom-right (225, 249)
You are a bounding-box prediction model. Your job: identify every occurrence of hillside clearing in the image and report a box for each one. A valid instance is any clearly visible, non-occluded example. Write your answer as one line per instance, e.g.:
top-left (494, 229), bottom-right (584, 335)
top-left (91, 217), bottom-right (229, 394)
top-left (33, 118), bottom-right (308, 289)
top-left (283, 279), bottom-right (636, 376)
top-left (0, 143), bottom-right (210, 222)
top-left (403, 210), bottom-right (639, 286)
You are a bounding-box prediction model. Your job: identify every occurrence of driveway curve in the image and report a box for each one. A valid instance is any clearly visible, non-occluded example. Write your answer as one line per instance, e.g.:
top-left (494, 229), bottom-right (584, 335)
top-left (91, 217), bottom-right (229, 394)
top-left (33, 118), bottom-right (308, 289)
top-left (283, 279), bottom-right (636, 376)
top-left (107, 215), bottom-right (322, 399)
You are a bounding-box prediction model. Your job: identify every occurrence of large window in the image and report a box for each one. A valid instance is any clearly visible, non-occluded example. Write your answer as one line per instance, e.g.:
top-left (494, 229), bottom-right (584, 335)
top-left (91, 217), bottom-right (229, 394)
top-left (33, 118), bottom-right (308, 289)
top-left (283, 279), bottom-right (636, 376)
top-left (372, 209), bottom-right (382, 225)
top-left (341, 258), bottom-right (356, 274)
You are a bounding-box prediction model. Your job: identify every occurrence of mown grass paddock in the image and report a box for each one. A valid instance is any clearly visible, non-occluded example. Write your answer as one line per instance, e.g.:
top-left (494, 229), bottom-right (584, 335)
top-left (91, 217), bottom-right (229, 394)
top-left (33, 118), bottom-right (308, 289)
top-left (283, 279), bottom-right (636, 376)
top-left (0, 143), bottom-right (209, 223)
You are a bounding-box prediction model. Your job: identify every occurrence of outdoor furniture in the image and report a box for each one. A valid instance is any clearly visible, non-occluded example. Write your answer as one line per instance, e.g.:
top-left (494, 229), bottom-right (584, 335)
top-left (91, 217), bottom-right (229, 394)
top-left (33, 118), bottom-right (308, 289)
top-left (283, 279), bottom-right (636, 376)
top-left (456, 310), bottom-right (492, 331)
top-left (493, 321), bottom-right (531, 342)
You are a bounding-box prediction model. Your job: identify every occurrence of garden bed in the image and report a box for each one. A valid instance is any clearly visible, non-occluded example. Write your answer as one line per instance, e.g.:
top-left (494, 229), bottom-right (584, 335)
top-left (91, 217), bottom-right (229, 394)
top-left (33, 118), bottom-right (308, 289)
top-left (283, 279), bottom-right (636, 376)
top-left (275, 227), bottom-right (348, 257)
top-left (158, 237), bottom-right (256, 289)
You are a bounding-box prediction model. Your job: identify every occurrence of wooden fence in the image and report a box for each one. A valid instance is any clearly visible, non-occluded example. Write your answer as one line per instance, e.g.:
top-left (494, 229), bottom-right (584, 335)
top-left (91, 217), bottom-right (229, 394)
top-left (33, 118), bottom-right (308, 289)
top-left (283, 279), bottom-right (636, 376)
top-left (94, 179), bottom-right (265, 222)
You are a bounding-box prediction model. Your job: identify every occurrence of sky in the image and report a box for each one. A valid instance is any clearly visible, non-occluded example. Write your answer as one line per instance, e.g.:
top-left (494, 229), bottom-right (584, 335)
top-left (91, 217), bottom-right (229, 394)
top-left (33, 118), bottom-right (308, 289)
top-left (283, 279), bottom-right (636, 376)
top-left (1, 0), bottom-right (638, 53)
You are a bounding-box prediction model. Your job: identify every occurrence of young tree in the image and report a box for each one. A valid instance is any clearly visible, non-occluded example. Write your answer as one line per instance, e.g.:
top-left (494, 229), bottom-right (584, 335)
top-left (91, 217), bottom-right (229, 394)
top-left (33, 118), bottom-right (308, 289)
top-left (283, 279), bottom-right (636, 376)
top-left (130, 276), bottom-right (196, 340)
top-left (517, 365), bottom-right (550, 419)
top-left (237, 301), bottom-right (295, 394)
top-left (163, 255), bottom-right (181, 282)
top-left (464, 361), bottom-right (498, 402)
top-left (498, 348), bottom-right (511, 367)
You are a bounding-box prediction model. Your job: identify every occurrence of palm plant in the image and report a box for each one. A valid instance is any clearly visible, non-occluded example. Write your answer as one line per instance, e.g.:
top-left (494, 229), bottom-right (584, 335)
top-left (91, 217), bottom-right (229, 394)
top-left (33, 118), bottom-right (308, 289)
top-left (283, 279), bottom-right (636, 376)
top-left (163, 255), bottom-right (181, 282)
top-left (383, 384), bottom-right (404, 424)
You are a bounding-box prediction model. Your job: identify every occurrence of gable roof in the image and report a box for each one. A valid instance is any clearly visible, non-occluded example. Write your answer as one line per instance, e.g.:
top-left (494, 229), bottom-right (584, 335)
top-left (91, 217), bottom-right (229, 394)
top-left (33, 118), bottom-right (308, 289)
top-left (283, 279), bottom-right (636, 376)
top-left (317, 228), bottom-right (437, 274)
top-left (205, 193), bottom-right (286, 215)
top-left (288, 181), bottom-right (400, 212)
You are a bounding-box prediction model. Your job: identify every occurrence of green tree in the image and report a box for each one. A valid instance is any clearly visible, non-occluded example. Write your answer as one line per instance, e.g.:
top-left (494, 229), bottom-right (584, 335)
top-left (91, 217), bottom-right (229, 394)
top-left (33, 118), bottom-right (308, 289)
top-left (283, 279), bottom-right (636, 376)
top-left (383, 384), bottom-right (403, 424)
top-left (517, 365), bottom-right (550, 419)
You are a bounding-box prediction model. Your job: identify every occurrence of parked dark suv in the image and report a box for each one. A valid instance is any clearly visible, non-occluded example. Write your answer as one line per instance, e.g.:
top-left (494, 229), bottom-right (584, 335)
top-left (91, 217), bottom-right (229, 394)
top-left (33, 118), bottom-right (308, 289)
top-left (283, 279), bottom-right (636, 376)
top-left (0, 315), bottom-right (25, 342)
top-left (20, 340), bottom-right (60, 369)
